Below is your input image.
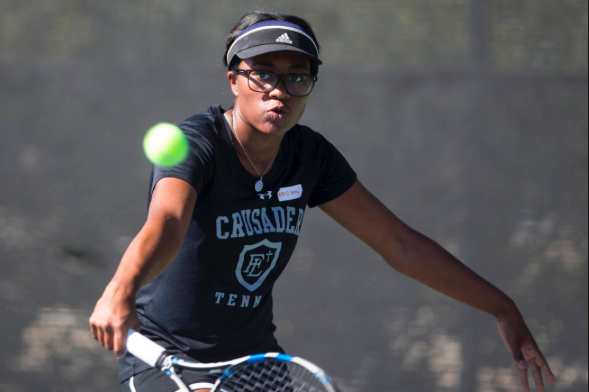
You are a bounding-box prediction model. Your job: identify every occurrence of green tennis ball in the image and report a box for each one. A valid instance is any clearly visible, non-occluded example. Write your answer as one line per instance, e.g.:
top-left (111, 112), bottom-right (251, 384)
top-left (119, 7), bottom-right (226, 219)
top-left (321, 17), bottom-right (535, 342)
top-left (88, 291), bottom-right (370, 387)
top-left (143, 123), bottom-right (189, 167)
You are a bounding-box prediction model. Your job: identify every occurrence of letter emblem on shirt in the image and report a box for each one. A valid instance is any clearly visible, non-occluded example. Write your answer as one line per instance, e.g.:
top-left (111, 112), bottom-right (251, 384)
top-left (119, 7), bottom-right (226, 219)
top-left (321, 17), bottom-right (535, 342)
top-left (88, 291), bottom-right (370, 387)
top-left (235, 239), bottom-right (282, 292)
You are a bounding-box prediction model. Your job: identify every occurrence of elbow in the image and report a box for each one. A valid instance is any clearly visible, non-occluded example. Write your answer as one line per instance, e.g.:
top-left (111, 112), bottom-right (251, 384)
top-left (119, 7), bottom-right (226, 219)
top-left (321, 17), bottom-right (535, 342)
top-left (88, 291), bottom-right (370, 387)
top-left (144, 212), bottom-right (187, 255)
top-left (382, 227), bottom-right (419, 275)
top-left (162, 216), bottom-right (187, 254)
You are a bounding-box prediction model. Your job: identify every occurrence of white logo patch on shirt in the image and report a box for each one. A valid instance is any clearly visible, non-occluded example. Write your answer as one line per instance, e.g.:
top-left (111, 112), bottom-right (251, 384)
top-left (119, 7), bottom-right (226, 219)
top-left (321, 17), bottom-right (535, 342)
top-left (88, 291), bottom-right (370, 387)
top-left (278, 184), bottom-right (303, 202)
top-left (258, 191), bottom-right (272, 200)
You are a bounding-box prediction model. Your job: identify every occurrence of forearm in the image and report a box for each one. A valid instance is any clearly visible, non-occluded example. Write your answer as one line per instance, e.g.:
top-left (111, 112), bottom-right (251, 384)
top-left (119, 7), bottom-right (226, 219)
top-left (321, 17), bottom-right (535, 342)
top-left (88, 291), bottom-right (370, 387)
top-left (108, 215), bottom-right (185, 295)
top-left (320, 181), bottom-right (519, 319)
top-left (388, 228), bottom-right (518, 318)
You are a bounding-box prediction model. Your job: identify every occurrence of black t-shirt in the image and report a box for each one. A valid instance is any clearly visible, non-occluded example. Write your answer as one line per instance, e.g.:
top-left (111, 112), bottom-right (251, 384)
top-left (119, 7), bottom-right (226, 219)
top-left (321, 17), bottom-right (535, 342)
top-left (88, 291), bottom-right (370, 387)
top-left (119, 105), bottom-right (356, 382)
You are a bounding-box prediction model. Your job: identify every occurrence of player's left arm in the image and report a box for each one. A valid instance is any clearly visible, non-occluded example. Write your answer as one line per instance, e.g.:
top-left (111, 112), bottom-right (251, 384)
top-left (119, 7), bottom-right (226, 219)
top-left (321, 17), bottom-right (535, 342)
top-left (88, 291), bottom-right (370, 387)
top-left (319, 179), bottom-right (557, 391)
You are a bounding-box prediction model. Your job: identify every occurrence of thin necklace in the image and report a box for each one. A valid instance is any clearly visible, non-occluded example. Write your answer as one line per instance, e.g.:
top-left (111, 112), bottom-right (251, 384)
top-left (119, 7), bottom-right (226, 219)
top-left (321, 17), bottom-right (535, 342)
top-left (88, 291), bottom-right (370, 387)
top-left (231, 110), bottom-right (280, 192)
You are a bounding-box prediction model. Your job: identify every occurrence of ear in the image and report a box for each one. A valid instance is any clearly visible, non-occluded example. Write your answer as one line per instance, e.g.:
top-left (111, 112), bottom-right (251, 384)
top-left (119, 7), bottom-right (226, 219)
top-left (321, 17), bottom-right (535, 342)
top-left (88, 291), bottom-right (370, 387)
top-left (227, 71), bottom-right (238, 98)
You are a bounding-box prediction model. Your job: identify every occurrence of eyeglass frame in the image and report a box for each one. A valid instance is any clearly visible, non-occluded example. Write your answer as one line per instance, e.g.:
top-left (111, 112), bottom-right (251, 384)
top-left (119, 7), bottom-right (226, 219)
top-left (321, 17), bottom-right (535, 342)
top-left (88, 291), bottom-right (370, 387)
top-left (232, 69), bottom-right (318, 97)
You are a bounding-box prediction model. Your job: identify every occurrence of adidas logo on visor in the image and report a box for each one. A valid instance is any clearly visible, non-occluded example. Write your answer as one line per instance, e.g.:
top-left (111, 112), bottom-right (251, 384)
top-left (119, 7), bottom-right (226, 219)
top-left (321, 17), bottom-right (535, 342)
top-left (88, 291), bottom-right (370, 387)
top-left (276, 33), bottom-right (293, 45)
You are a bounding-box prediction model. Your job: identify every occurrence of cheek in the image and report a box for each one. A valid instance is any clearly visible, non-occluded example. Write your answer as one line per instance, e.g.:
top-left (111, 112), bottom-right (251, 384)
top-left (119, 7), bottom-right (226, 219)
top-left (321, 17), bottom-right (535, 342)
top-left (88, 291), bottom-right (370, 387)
top-left (292, 98), bottom-right (309, 116)
top-left (238, 93), bottom-right (267, 125)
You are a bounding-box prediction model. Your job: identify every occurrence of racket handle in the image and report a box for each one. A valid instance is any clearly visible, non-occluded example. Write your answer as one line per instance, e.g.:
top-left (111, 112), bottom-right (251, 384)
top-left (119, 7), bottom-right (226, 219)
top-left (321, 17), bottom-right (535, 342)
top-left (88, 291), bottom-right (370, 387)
top-left (126, 329), bottom-right (168, 368)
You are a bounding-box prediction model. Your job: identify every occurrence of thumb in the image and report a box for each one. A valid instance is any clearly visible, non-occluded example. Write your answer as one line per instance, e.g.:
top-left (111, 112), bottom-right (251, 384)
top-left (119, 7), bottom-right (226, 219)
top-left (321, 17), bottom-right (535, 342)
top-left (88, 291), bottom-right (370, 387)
top-left (507, 332), bottom-right (529, 369)
top-left (513, 352), bottom-right (529, 369)
top-left (115, 319), bottom-right (141, 358)
top-left (497, 319), bottom-right (529, 369)
top-left (506, 333), bottom-right (529, 368)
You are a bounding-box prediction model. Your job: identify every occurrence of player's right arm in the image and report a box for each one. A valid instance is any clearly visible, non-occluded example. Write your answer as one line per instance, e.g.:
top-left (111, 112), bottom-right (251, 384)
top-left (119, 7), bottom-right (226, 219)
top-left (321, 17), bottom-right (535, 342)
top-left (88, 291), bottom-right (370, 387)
top-left (89, 177), bottom-right (197, 356)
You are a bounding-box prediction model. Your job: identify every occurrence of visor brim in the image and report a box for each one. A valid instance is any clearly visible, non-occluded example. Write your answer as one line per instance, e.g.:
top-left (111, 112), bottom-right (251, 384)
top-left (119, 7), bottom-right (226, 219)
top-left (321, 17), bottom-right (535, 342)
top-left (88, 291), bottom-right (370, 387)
top-left (236, 44), bottom-right (323, 65)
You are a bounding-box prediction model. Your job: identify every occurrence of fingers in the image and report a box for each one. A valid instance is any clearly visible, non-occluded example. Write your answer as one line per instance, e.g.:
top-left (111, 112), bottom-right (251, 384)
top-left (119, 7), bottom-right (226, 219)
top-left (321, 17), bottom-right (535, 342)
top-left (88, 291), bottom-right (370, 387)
top-left (496, 313), bottom-right (557, 391)
top-left (90, 321), bottom-right (98, 341)
top-left (95, 323), bottom-right (105, 347)
top-left (515, 354), bottom-right (556, 392)
top-left (104, 325), bottom-right (115, 350)
top-left (113, 326), bottom-right (127, 357)
top-left (513, 352), bottom-right (528, 369)
top-left (90, 314), bottom-right (140, 357)
top-left (89, 284), bottom-right (140, 357)
top-left (515, 363), bottom-right (531, 392)
top-left (89, 316), bottom-right (116, 352)
top-left (532, 351), bottom-right (557, 384)
top-left (510, 344), bottom-right (531, 379)
top-left (521, 344), bottom-right (558, 391)
top-left (527, 360), bottom-right (546, 392)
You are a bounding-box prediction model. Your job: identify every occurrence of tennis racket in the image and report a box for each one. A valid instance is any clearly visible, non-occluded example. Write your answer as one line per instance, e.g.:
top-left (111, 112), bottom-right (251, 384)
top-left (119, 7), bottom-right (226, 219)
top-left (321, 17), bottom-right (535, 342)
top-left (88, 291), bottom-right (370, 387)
top-left (126, 329), bottom-right (339, 392)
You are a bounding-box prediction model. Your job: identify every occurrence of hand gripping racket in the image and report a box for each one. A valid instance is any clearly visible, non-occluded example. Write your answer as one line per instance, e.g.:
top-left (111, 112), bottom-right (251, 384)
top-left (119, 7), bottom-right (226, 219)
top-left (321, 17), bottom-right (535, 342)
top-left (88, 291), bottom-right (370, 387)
top-left (126, 329), bottom-right (339, 392)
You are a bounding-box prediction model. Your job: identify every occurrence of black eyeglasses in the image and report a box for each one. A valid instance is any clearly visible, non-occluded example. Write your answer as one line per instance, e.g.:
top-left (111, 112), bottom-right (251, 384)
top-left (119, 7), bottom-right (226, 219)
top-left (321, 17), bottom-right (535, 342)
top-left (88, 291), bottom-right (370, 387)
top-left (233, 69), bottom-right (318, 97)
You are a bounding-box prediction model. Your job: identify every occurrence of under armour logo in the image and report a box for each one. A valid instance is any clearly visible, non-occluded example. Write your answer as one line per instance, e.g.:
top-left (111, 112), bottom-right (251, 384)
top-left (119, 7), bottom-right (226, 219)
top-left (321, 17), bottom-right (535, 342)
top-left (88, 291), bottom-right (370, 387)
top-left (258, 191), bottom-right (272, 200)
top-left (276, 33), bottom-right (293, 45)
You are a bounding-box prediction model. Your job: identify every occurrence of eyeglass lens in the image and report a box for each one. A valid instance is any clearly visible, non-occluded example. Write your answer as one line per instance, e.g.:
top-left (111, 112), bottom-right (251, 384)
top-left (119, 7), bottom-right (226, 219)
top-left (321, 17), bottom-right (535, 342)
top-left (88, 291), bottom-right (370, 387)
top-left (248, 71), bottom-right (314, 96)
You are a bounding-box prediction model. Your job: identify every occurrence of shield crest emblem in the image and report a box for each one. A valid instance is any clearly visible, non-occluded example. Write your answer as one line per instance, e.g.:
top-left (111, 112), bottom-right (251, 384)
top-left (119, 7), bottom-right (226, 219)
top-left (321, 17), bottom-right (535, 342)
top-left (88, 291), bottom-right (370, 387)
top-left (235, 239), bottom-right (282, 292)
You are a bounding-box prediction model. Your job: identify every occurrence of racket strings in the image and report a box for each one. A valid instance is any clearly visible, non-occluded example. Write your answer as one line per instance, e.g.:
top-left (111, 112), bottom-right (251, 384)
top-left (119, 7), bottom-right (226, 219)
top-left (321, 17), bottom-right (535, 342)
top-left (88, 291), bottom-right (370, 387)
top-left (217, 360), bottom-right (328, 392)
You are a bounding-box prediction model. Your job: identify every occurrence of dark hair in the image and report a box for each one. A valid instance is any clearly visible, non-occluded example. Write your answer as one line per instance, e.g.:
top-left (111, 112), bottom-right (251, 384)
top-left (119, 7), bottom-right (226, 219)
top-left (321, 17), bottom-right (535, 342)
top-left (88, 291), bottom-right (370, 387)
top-left (223, 11), bottom-right (321, 77)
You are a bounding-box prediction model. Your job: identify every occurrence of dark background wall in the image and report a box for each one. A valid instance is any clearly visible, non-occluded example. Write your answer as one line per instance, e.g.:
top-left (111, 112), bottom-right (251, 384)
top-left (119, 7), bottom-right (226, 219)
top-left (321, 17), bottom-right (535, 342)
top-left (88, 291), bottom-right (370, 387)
top-left (0, 1), bottom-right (587, 391)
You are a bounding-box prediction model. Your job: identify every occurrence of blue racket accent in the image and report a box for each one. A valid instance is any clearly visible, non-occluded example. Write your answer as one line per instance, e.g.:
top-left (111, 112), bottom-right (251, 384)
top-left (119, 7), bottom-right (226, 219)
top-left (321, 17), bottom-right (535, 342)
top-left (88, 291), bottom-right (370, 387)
top-left (247, 353), bottom-right (295, 364)
top-left (247, 354), bottom-right (267, 364)
top-left (275, 354), bottom-right (295, 362)
top-left (172, 358), bottom-right (179, 364)
top-left (219, 369), bottom-right (235, 380)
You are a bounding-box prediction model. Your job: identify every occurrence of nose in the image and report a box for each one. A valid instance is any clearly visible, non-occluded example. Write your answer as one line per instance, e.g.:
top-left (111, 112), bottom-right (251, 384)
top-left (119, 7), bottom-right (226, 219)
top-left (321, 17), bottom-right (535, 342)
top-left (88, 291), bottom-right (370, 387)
top-left (269, 79), bottom-right (290, 99)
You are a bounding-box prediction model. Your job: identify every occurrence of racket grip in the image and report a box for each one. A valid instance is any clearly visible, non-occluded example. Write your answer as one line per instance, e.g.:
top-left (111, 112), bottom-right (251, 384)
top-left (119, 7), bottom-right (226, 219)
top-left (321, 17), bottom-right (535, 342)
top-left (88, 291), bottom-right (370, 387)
top-left (126, 329), bottom-right (168, 368)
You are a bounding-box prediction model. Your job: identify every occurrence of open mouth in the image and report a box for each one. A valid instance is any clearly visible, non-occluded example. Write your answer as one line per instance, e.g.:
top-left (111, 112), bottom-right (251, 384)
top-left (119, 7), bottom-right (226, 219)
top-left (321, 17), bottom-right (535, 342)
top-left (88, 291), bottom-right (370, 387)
top-left (268, 107), bottom-right (288, 120)
top-left (270, 108), bottom-right (286, 115)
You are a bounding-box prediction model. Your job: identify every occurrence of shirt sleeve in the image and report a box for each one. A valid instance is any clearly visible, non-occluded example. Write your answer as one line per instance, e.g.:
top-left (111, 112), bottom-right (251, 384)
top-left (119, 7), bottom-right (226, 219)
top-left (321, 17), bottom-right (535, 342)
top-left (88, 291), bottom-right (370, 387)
top-left (307, 131), bottom-right (357, 208)
top-left (150, 117), bottom-right (216, 196)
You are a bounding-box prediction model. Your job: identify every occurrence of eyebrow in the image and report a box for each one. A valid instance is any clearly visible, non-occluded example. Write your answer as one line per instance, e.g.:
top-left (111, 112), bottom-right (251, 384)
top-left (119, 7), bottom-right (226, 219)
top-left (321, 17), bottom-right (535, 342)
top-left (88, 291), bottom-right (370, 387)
top-left (252, 62), bottom-right (309, 71)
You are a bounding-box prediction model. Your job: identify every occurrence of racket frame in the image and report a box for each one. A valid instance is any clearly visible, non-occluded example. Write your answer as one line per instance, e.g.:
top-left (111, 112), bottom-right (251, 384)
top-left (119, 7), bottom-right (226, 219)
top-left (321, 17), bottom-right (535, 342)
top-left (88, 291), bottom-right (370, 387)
top-left (126, 329), bottom-right (338, 392)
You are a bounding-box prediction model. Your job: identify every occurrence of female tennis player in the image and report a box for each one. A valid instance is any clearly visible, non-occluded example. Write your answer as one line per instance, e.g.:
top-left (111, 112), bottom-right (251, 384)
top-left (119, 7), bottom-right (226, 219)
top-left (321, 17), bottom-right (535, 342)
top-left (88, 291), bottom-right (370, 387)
top-left (90, 11), bottom-right (557, 392)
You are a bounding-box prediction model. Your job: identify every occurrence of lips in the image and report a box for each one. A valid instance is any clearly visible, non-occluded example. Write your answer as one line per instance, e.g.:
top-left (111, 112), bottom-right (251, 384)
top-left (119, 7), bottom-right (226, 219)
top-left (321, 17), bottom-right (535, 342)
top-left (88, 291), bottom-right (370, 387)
top-left (269, 106), bottom-right (288, 115)
top-left (268, 107), bottom-right (288, 121)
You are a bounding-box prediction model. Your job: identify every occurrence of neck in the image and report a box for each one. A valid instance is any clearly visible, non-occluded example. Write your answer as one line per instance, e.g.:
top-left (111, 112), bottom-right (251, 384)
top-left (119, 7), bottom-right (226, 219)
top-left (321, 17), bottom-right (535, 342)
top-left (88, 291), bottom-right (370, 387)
top-left (228, 108), bottom-right (283, 166)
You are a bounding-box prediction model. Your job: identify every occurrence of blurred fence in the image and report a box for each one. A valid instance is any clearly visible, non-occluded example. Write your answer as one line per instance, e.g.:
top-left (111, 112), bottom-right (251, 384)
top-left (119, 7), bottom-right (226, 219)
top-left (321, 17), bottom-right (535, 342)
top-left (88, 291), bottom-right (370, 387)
top-left (0, 1), bottom-right (587, 391)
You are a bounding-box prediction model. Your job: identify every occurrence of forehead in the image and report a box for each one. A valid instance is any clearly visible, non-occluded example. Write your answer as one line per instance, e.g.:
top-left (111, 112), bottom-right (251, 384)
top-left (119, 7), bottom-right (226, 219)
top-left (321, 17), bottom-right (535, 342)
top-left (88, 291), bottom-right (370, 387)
top-left (242, 51), bottom-right (311, 70)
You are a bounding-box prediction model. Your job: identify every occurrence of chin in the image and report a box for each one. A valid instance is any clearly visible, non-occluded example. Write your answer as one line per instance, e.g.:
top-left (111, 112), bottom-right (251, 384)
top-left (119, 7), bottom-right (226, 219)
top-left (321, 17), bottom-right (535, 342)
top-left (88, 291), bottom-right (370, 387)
top-left (258, 120), bottom-right (293, 135)
top-left (258, 125), bottom-right (286, 136)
